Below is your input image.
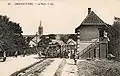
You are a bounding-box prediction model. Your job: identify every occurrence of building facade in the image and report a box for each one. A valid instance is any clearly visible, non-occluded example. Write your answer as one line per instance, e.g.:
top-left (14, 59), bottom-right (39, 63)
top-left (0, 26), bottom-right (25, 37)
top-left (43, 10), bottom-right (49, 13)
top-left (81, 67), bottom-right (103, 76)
top-left (75, 8), bottom-right (108, 41)
top-left (75, 8), bottom-right (109, 59)
top-left (29, 21), bottom-right (43, 47)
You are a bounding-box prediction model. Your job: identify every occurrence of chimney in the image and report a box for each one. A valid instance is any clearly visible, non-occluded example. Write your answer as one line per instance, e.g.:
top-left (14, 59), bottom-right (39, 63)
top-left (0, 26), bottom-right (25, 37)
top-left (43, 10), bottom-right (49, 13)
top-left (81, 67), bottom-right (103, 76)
top-left (88, 8), bottom-right (91, 14)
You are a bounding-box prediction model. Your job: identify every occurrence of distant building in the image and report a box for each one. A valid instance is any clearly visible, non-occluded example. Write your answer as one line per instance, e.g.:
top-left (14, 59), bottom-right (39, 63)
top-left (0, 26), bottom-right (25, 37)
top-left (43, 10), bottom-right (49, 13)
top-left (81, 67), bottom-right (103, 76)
top-left (67, 38), bottom-right (76, 45)
top-left (67, 38), bottom-right (77, 55)
top-left (38, 20), bottom-right (43, 36)
top-left (29, 34), bottom-right (41, 47)
top-left (29, 21), bottom-right (43, 47)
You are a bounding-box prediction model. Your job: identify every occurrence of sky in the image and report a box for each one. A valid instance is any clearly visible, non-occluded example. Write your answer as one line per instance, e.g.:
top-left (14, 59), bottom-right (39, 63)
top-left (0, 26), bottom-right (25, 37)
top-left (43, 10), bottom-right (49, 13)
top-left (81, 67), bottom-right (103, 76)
top-left (0, 0), bottom-right (120, 35)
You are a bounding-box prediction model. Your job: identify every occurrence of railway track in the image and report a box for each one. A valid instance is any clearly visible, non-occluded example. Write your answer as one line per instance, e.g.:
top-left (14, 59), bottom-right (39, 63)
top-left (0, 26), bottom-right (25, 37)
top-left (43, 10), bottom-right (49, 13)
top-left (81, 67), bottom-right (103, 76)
top-left (11, 58), bottom-right (54, 76)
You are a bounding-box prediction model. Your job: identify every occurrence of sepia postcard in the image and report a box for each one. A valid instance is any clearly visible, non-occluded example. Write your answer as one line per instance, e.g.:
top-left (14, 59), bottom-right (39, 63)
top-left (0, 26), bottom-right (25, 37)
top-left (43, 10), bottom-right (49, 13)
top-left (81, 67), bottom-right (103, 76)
top-left (0, 0), bottom-right (120, 76)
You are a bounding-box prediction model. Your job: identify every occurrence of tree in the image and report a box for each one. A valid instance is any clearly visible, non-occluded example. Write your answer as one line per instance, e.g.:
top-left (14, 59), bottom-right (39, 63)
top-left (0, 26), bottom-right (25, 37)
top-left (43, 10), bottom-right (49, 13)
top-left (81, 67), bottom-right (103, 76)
top-left (38, 36), bottom-right (52, 53)
top-left (60, 34), bottom-right (69, 43)
top-left (0, 15), bottom-right (27, 56)
top-left (69, 34), bottom-right (77, 41)
top-left (48, 34), bottom-right (56, 39)
top-left (108, 17), bottom-right (120, 60)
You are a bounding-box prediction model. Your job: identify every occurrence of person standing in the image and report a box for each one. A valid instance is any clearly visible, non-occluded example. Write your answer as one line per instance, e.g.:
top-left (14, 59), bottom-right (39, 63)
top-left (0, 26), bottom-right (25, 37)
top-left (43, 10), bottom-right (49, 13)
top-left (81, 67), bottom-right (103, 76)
top-left (23, 50), bottom-right (26, 57)
top-left (73, 53), bottom-right (77, 65)
top-left (15, 51), bottom-right (18, 57)
top-left (74, 57), bottom-right (77, 65)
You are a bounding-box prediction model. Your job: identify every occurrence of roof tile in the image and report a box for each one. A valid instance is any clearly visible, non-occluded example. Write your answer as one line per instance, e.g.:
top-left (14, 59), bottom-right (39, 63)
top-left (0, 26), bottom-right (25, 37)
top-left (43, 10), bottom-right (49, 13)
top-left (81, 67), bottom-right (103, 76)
top-left (81, 11), bottom-right (106, 25)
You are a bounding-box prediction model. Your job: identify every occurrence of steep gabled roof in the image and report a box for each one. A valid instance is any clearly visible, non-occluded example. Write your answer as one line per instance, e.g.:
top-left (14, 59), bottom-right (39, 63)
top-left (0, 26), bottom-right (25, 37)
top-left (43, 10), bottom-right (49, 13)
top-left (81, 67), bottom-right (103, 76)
top-left (76, 10), bottom-right (108, 31)
top-left (67, 39), bottom-right (76, 45)
top-left (81, 11), bottom-right (106, 25)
